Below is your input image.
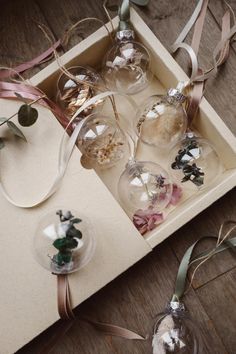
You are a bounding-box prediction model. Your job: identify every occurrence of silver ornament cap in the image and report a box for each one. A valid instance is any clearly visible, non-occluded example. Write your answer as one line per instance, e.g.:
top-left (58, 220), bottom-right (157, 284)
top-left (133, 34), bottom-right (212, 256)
top-left (116, 29), bottom-right (135, 42)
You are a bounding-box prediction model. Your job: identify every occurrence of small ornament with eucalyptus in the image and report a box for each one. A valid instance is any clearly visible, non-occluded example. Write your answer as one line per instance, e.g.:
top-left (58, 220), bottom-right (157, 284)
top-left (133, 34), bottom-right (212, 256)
top-left (33, 209), bottom-right (96, 274)
top-left (169, 132), bottom-right (222, 190)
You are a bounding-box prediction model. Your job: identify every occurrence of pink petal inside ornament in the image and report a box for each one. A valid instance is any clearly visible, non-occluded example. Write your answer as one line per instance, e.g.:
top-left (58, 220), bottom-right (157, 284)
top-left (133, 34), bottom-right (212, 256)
top-left (133, 208), bottom-right (164, 235)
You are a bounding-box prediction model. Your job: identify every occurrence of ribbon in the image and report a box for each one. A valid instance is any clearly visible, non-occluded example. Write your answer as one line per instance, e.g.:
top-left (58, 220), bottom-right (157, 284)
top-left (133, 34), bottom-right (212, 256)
top-left (118, 0), bottom-right (149, 31)
top-left (0, 90), bottom-right (137, 208)
top-left (44, 220), bottom-right (236, 353)
top-left (0, 40), bottom-right (62, 80)
top-left (171, 220), bottom-right (236, 302)
top-left (172, 0), bottom-right (236, 122)
top-left (0, 80), bottom-right (69, 129)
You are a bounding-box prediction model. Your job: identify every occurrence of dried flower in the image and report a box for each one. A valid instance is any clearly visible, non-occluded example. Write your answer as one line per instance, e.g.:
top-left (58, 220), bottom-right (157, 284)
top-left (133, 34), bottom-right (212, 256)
top-left (133, 208), bottom-right (164, 235)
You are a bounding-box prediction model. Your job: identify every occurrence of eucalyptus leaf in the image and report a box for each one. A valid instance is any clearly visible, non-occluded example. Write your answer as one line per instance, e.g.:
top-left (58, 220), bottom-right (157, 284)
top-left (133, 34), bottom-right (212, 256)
top-left (0, 138), bottom-right (5, 149)
top-left (53, 237), bottom-right (78, 251)
top-left (7, 121), bottom-right (27, 141)
top-left (18, 104), bottom-right (38, 127)
top-left (54, 251), bottom-right (72, 265)
top-left (67, 226), bottom-right (82, 239)
top-left (70, 218), bottom-right (82, 224)
top-left (14, 92), bottom-right (28, 104)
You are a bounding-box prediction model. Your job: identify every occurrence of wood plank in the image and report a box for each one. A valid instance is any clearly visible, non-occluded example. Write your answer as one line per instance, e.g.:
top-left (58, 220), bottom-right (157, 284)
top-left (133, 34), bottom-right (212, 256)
top-left (0, 1), bottom-right (235, 353)
top-left (18, 242), bottom-right (227, 354)
top-left (134, 0), bottom-right (236, 136)
top-left (35, 0), bottom-right (109, 49)
top-left (0, 0), bottom-right (62, 77)
top-left (208, 0), bottom-right (236, 52)
top-left (168, 188), bottom-right (236, 289)
top-left (197, 267), bottom-right (236, 354)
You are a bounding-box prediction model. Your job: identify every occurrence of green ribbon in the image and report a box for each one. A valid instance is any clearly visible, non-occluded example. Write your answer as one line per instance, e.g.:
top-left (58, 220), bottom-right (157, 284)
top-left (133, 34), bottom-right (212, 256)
top-left (118, 0), bottom-right (149, 31)
top-left (171, 233), bottom-right (236, 302)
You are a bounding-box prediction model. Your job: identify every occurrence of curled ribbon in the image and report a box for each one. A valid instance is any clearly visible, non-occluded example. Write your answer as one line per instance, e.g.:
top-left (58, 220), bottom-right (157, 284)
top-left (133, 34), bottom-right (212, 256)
top-left (172, 0), bottom-right (236, 123)
top-left (0, 90), bottom-right (137, 208)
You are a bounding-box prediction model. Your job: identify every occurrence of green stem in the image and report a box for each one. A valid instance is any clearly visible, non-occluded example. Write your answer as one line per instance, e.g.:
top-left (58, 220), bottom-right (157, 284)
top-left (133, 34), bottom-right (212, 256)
top-left (0, 95), bottom-right (46, 127)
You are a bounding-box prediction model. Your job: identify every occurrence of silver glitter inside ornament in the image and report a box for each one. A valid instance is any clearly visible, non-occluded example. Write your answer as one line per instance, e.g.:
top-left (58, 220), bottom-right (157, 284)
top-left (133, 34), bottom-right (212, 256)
top-left (135, 90), bottom-right (188, 149)
top-left (152, 302), bottom-right (202, 354)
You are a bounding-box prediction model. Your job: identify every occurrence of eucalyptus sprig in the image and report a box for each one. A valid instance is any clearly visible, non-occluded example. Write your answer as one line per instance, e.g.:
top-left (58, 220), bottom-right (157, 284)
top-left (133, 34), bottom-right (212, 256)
top-left (0, 93), bottom-right (44, 149)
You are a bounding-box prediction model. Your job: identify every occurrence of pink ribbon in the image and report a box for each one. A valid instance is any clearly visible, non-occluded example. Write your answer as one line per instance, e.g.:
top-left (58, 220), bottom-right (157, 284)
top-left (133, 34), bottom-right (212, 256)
top-left (0, 40), bottom-right (62, 80)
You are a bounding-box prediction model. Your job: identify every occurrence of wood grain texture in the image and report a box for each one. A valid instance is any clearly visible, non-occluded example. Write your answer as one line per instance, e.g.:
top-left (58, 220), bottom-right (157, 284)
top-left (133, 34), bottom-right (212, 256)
top-left (0, 0), bottom-right (235, 353)
top-left (197, 267), bottom-right (236, 354)
top-left (0, 0), bottom-right (63, 77)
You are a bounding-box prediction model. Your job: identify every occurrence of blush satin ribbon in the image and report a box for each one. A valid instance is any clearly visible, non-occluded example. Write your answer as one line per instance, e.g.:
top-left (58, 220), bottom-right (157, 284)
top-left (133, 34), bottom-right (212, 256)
top-left (171, 0), bottom-right (236, 123)
top-left (0, 40), bottom-right (62, 80)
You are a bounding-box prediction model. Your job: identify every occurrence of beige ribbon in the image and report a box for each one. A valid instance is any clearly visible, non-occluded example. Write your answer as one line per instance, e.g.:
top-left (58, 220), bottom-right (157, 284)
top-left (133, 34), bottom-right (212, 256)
top-left (0, 91), bottom-right (137, 208)
top-left (172, 0), bottom-right (236, 122)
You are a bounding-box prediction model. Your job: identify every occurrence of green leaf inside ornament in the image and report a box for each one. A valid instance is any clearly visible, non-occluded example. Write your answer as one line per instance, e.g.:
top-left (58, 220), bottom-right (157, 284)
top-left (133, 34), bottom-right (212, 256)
top-left (67, 226), bottom-right (82, 239)
top-left (70, 218), bottom-right (82, 224)
top-left (7, 121), bottom-right (27, 141)
top-left (54, 251), bottom-right (72, 266)
top-left (0, 117), bottom-right (8, 123)
top-left (18, 104), bottom-right (38, 127)
top-left (53, 237), bottom-right (78, 251)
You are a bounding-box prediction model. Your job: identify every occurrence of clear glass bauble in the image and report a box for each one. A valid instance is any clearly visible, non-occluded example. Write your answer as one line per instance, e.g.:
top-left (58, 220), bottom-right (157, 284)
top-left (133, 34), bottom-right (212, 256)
top-left (169, 135), bottom-right (221, 190)
top-left (135, 94), bottom-right (187, 149)
top-left (77, 113), bottom-right (128, 168)
top-left (103, 41), bottom-right (151, 95)
top-left (152, 302), bottom-right (202, 354)
top-left (56, 66), bottom-right (103, 123)
top-left (118, 159), bottom-right (173, 213)
top-left (33, 209), bottom-right (96, 274)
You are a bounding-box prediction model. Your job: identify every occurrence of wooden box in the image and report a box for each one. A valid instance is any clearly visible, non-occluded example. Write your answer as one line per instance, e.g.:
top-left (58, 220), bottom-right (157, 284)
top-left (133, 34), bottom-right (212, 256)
top-left (1, 9), bottom-right (236, 354)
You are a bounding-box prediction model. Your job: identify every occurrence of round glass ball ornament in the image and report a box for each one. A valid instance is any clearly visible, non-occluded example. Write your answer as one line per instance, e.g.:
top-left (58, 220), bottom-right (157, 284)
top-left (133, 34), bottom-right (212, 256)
top-left (33, 209), bottom-right (96, 274)
top-left (118, 159), bottom-right (173, 213)
top-left (103, 30), bottom-right (152, 95)
top-left (152, 302), bottom-right (202, 354)
top-left (56, 66), bottom-right (103, 123)
top-left (135, 88), bottom-right (187, 149)
top-left (77, 113), bottom-right (128, 168)
top-left (169, 134), bottom-right (222, 190)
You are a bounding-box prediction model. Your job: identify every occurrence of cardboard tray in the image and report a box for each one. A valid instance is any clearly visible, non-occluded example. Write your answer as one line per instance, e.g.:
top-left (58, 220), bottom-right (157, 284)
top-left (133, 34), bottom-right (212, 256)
top-left (1, 9), bottom-right (236, 354)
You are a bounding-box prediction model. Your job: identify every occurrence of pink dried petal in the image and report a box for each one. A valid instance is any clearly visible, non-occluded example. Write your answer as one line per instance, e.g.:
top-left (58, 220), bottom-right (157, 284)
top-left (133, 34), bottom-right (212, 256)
top-left (168, 184), bottom-right (183, 206)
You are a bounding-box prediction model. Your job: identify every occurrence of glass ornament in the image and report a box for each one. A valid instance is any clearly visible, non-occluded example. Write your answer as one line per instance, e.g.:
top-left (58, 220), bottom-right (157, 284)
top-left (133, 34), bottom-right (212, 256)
top-left (152, 302), bottom-right (202, 354)
top-left (56, 66), bottom-right (104, 124)
top-left (33, 209), bottom-right (96, 274)
top-left (169, 133), bottom-right (221, 190)
top-left (77, 113), bottom-right (128, 168)
top-left (103, 30), bottom-right (152, 95)
top-left (135, 88), bottom-right (187, 149)
top-left (118, 159), bottom-right (173, 213)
